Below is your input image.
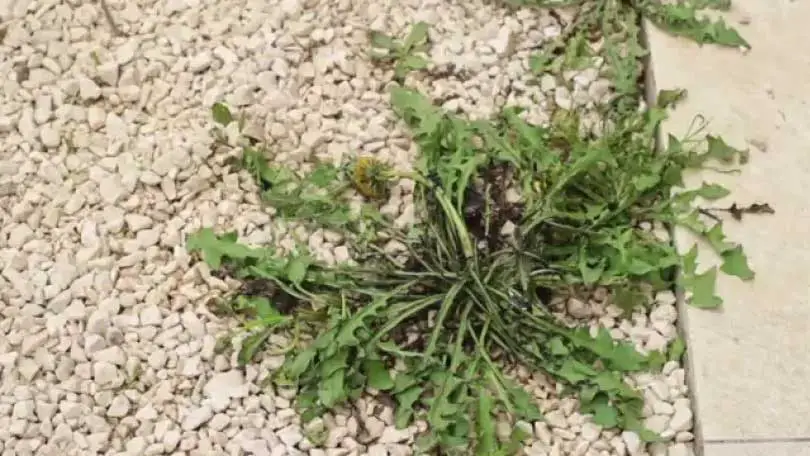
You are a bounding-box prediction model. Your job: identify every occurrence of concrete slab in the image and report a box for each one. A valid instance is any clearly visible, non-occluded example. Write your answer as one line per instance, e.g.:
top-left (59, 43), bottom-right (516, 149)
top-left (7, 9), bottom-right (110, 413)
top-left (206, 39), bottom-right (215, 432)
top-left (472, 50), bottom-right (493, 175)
top-left (644, 0), bottom-right (810, 444)
top-left (704, 441), bottom-right (810, 456)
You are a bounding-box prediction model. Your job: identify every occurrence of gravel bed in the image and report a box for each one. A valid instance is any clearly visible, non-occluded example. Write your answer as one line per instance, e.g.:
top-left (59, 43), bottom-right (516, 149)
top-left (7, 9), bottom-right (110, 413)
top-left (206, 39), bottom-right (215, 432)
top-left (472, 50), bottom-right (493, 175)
top-left (0, 0), bottom-right (694, 455)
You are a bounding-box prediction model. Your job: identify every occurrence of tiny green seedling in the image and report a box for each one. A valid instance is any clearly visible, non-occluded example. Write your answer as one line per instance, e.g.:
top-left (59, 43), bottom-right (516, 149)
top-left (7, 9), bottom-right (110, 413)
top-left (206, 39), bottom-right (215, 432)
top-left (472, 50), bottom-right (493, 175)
top-left (369, 22), bottom-right (431, 79)
top-left (302, 421), bottom-right (328, 447)
top-left (211, 102), bottom-right (234, 126)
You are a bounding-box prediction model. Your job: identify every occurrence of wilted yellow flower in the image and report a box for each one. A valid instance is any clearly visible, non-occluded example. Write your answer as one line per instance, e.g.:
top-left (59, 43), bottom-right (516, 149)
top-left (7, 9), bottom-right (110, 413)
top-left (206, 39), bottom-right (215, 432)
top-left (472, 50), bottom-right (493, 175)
top-left (350, 156), bottom-right (390, 200)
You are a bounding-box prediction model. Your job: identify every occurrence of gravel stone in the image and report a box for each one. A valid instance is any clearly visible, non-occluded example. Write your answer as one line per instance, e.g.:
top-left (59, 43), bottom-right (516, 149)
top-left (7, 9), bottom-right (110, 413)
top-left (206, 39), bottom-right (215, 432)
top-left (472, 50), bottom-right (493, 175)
top-left (125, 214), bottom-right (153, 231)
top-left (79, 77), bottom-right (102, 100)
top-left (40, 124), bottom-right (61, 147)
top-left (644, 415), bottom-right (670, 434)
top-left (668, 443), bottom-right (694, 456)
top-left (278, 424), bottom-right (304, 447)
top-left (86, 309), bottom-right (111, 334)
top-left (139, 305), bottom-right (163, 326)
top-left (182, 405), bottom-right (214, 430)
top-left (675, 431), bottom-right (695, 443)
top-left (653, 399), bottom-right (676, 415)
top-left (209, 413), bottom-right (231, 430)
top-left (580, 422), bottom-right (601, 442)
top-left (545, 410), bottom-right (568, 428)
top-left (106, 394), bottom-right (130, 417)
top-left (622, 431), bottom-right (642, 455)
top-left (93, 361), bottom-right (120, 386)
top-left (378, 427), bottom-right (412, 444)
top-left (204, 369), bottom-right (247, 406)
top-left (365, 416), bottom-right (387, 440)
top-left (566, 297), bottom-right (592, 319)
top-left (0, 2), bottom-right (695, 455)
top-left (669, 403), bottom-right (694, 433)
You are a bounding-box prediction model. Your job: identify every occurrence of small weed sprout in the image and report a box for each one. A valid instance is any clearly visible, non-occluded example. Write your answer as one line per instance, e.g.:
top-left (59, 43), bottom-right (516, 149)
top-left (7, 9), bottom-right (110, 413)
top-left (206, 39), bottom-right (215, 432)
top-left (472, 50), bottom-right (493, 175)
top-left (369, 21), bottom-right (431, 80)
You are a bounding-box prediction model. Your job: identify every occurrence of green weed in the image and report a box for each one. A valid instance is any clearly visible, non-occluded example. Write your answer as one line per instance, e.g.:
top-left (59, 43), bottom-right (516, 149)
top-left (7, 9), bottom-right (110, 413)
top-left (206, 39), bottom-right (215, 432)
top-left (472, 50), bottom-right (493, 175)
top-left (369, 22), bottom-right (431, 80)
top-left (190, 1), bottom-right (768, 454)
top-left (508, 0), bottom-right (749, 49)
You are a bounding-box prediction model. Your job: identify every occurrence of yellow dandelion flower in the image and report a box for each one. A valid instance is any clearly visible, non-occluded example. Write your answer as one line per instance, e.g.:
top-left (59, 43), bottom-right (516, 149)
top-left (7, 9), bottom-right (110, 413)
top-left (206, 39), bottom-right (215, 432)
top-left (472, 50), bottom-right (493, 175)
top-left (351, 156), bottom-right (390, 200)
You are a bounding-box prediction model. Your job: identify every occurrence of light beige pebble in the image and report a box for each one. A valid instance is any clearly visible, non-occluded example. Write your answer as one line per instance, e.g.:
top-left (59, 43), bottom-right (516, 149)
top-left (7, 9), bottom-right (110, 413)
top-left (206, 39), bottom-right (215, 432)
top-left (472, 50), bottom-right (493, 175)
top-left (0, 0), bottom-right (691, 454)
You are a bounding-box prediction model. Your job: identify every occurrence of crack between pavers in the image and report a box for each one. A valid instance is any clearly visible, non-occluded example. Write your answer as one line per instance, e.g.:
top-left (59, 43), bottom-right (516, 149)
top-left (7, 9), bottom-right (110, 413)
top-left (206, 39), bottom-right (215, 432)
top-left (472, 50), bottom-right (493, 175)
top-left (705, 438), bottom-right (810, 444)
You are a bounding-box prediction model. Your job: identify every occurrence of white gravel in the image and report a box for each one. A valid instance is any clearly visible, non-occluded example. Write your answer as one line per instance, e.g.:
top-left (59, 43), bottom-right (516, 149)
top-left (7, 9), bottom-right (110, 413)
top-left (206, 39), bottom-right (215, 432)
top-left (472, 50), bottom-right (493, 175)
top-left (0, 0), bottom-right (695, 455)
